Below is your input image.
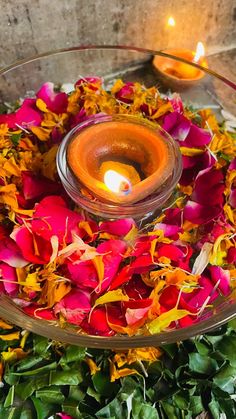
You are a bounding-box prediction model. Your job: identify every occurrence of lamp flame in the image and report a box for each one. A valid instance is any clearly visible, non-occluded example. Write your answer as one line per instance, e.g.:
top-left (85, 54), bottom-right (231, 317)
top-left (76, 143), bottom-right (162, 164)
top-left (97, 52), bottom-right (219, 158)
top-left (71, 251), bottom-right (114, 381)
top-left (167, 16), bottom-right (175, 27)
top-left (193, 42), bottom-right (205, 63)
top-left (104, 170), bottom-right (131, 195)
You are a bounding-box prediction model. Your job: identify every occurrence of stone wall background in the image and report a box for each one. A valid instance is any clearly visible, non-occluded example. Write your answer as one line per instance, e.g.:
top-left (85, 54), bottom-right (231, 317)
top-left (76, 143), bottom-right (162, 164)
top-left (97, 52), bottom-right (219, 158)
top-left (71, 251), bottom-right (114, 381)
top-left (0, 0), bottom-right (236, 68)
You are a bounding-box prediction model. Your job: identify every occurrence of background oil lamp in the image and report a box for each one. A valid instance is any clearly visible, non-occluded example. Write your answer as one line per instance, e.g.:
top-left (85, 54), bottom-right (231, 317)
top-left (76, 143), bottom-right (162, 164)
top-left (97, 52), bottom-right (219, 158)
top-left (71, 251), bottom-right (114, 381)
top-left (153, 17), bottom-right (208, 87)
top-left (57, 114), bottom-right (182, 222)
top-left (153, 42), bottom-right (208, 84)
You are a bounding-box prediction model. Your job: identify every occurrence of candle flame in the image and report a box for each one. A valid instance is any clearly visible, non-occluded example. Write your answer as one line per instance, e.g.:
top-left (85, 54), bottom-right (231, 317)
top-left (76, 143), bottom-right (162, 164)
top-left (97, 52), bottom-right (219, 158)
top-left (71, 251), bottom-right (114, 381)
top-left (104, 170), bottom-right (131, 195)
top-left (167, 16), bottom-right (176, 27)
top-left (193, 42), bottom-right (205, 63)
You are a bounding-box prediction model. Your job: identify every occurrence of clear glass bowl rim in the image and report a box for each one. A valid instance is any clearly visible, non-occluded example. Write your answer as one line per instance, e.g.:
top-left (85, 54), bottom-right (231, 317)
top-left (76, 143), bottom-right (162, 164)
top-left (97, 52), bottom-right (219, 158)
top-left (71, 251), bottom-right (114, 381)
top-left (0, 45), bottom-right (235, 348)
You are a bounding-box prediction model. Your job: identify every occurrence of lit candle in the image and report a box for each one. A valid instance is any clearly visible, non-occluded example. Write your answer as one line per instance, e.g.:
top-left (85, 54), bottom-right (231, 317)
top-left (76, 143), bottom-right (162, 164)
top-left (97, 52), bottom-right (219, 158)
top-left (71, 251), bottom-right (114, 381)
top-left (153, 41), bottom-right (208, 83)
top-left (66, 118), bottom-right (177, 205)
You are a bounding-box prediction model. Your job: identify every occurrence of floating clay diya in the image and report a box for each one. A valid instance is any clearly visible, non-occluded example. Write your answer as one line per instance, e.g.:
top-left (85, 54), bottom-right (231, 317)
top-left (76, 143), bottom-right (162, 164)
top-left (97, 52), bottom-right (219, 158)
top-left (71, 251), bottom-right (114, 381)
top-left (153, 43), bottom-right (208, 86)
top-left (57, 115), bottom-right (182, 220)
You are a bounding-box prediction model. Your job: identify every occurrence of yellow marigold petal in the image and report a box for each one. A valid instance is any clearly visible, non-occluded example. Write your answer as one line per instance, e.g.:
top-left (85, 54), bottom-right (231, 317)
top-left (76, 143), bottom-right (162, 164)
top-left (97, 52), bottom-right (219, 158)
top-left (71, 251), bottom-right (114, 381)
top-left (147, 308), bottom-right (191, 334)
top-left (178, 185), bottom-right (193, 196)
top-left (98, 232), bottom-right (117, 240)
top-left (180, 147), bottom-right (205, 157)
top-left (0, 361), bottom-right (3, 381)
top-left (109, 359), bottom-right (138, 382)
top-left (36, 98), bottom-right (49, 112)
top-left (20, 331), bottom-right (30, 349)
top-left (19, 272), bottom-right (41, 292)
top-left (31, 126), bottom-right (51, 141)
top-left (0, 331), bottom-right (20, 341)
top-left (92, 255), bottom-right (104, 288)
top-left (151, 103), bottom-right (172, 119)
top-left (111, 79), bottom-right (124, 95)
top-left (126, 347), bottom-right (162, 364)
top-left (3, 156), bottom-right (21, 177)
top-left (41, 145), bottom-right (58, 180)
top-left (40, 279), bottom-right (71, 307)
top-left (124, 224), bottom-right (138, 242)
top-left (0, 319), bottom-right (13, 330)
top-left (79, 221), bottom-right (94, 238)
top-left (1, 348), bottom-right (28, 362)
top-left (93, 289), bottom-right (129, 309)
top-left (113, 353), bottom-right (128, 368)
top-left (85, 357), bottom-right (101, 375)
top-left (0, 183), bottom-right (18, 208)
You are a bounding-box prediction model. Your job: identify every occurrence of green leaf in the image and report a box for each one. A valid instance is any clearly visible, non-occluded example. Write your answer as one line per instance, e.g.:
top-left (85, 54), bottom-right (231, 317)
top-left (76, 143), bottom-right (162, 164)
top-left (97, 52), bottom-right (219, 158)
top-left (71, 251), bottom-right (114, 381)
top-left (59, 345), bottom-right (86, 366)
top-left (0, 406), bottom-right (33, 419)
top-left (31, 396), bottom-right (55, 419)
top-left (208, 395), bottom-right (221, 419)
top-left (33, 335), bottom-right (51, 355)
top-left (189, 353), bottom-right (217, 375)
top-left (162, 343), bottom-right (178, 359)
top-left (132, 398), bottom-right (159, 419)
top-left (4, 370), bottom-right (20, 386)
top-left (69, 385), bottom-right (85, 402)
top-left (16, 355), bottom-right (44, 372)
top-left (189, 395), bottom-right (204, 415)
top-left (161, 401), bottom-right (179, 419)
top-left (172, 391), bottom-right (189, 410)
top-left (49, 369), bottom-right (83, 385)
top-left (12, 362), bottom-right (57, 376)
top-left (217, 336), bottom-right (236, 366)
top-left (92, 371), bottom-right (119, 398)
top-left (87, 386), bottom-right (101, 403)
top-left (19, 407), bottom-right (34, 419)
top-left (227, 318), bottom-right (236, 331)
top-left (194, 340), bottom-right (210, 355)
top-left (96, 398), bottom-right (125, 418)
top-left (36, 385), bottom-right (65, 404)
top-left (4, 386), bottom-right (15, 408)
top-left (213, 364), bottom-right (236, 393)
top-left (10, 133), bottom-right (22, 147)
top-left (15, 374), bottom-right (49, 400)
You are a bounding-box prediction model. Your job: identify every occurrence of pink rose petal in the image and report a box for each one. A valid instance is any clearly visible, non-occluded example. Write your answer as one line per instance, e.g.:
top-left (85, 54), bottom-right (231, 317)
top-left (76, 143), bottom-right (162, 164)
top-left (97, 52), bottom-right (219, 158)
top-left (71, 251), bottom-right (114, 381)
top-left (192, 168), bottom-right (224, 206)
top-left (95, 239), bottom-right (127, 293)
top-left (67, 260), bottom-right (98, 289)
top-left (184, 201), bottom-right (222, 225)
top-left (0, 263), bottom-right (18, 296)
top-left (125, 305), bottom-right (151, 326)
top-left (185, 276), bottom-right (219, 309)
top-left (180, 150), bottom-right (216, 186)
top-left (229, 188), bottom-right (236, 208)
top-left (163, 112), bottom-right (191, 141)
top-left (208, 266), bottom-right (230, 296)
top-left (229, 158), bottom-right (236, 171)
top-left (24, 305), bottom-right (56, 320)
top-left (16, 98), bottom-right (43, 128)
top-left (0, 113), bottom-right (17, 129)
top-left (31, 196), bottom-right (83, 243)
top-left (0, 237), bottom-right (28, 268)
top-left (227, 247), bottom-right (236, 264)
top-left (99, 218), bottom-right (135, 236)
top-left (154, 222), bottom-right (181, 238)
top-left (163, 111), bottom-right (211, 147)
top-left (115, 82), bottom-right (135, 104)
top-left (36, 82), bottom-right (68, 114)
top-left (11, 225), bottom-right (52, 264)
top-left (54, 289), bottom-right (91, 325)
top-left (22, 171), bottom-right (62, 201)
top-left (81, 307), bottom-right (114, 336)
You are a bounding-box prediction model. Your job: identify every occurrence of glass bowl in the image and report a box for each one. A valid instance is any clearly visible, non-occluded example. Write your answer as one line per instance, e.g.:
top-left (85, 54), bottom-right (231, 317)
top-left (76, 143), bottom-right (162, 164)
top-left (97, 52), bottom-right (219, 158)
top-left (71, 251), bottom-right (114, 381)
top-left (0, 46), bottom-right (235, 349)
